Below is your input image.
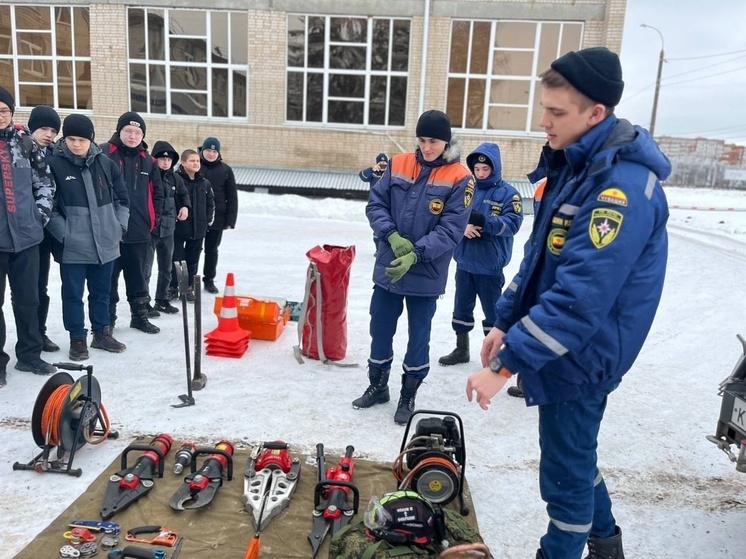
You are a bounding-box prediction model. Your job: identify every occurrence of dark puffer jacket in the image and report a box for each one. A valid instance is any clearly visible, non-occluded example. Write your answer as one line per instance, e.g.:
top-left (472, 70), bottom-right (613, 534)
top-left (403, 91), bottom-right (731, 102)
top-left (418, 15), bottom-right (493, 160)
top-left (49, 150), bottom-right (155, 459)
top-left (175, 167), bottom-right (214, 240)
top-left (199, 150), bottom-right (237, 230)
top-left (46, 141), bottom-right (130, 265)
top-left (152, 141), bottom-right (191, 238)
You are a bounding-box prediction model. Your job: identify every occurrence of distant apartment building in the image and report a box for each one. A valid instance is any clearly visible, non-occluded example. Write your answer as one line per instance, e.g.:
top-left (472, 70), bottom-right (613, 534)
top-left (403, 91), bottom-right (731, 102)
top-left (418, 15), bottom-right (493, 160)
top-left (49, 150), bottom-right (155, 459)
top-left (1, 0), bottom-right (626, 191)
top-left (657, 136), bottom-right (746, 189)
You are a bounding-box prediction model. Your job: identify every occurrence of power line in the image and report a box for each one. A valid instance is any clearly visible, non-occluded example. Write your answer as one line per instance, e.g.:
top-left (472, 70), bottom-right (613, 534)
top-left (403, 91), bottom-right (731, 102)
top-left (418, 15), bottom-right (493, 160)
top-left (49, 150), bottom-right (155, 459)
top-left (667, 48), bottom-right (746, 61)
top-left (661, 64), bottom-right (746, 88)
top-left (661, 54), bottom-right (746, 82)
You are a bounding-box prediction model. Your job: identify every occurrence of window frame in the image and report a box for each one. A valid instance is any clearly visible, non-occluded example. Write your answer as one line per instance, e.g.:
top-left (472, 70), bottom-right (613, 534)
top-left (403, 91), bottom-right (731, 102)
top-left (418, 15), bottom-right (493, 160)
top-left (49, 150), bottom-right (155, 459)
top-left (126, 7), bottom-right (249, 119)
top-left (285, 13), bottom-right (411, 128)
top-left (0, 4), bottom-right (92, 110)
top-left (446, 18), bottom-right (584, 136)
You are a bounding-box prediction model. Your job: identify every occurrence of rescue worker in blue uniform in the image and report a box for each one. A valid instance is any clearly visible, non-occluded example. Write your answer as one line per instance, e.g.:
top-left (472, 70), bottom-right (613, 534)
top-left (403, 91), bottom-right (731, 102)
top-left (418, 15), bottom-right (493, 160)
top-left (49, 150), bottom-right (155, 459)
top-left (353, 110), bottom-right (474, 425)
top-left (465, 47), bottom-right (671, 559)
top-left (439, 142), bottom-right (523, 367)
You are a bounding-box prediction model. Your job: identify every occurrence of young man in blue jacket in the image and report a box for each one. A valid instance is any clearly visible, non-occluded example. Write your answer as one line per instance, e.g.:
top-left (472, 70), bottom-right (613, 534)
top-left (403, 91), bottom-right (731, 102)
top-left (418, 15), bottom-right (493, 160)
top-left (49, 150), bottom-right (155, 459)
top-left (466, 48), bottom-right (671, 559)
top-left (439, 142), bottom-right (523, 367)
top-left (353, 110), bottom-right (474, 425)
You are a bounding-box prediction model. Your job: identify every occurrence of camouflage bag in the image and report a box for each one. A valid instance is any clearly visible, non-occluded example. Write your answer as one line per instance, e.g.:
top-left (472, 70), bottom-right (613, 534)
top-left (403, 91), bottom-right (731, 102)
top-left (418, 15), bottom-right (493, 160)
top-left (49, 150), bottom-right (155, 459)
top-left (329, 507), bottom-right (485, 559)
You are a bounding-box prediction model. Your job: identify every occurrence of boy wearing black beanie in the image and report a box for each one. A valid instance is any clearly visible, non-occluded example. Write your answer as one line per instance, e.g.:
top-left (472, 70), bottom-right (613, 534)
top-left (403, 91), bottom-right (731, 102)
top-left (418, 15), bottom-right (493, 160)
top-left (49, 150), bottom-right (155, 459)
top-left (466, 46), bottom-right (671, 559)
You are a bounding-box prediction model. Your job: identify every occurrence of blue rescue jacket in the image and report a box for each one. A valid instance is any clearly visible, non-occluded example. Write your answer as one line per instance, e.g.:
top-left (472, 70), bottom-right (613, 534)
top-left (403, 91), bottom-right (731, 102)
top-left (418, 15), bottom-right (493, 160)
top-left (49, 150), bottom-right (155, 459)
top-left (454, 142), bottom-right (524, 276)
top-left (494, 116), bottom-right (671, 406)
top-left (367, 141), bottom-right (473, 297)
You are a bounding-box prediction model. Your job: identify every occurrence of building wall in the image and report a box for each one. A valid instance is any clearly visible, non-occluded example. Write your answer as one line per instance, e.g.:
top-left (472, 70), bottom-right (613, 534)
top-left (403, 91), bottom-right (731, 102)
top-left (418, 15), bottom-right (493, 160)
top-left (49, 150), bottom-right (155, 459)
top-left (9, 0), bottom-right (627, 179)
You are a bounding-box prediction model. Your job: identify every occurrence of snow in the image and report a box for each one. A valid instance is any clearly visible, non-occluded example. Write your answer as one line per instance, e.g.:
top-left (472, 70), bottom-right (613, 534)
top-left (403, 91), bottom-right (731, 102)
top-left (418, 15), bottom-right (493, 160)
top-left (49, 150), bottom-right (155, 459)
top-left (2, 186), bottom-right (746, 558)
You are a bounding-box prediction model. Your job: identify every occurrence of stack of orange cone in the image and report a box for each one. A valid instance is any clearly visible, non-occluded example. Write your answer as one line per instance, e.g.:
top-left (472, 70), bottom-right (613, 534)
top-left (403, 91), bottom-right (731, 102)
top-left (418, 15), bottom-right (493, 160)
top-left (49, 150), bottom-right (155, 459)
top-left (205, 273), bottom-right (251, 358)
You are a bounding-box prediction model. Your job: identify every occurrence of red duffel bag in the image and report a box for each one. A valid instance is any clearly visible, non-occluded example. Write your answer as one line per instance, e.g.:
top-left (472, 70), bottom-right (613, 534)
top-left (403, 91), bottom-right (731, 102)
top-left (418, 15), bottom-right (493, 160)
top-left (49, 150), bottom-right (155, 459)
top-left (294, 244), bottom-right (355, 363)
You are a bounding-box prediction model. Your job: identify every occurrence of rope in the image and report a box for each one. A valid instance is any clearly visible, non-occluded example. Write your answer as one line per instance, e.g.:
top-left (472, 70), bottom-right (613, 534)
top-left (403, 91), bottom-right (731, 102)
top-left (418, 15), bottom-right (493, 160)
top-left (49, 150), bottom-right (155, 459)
top-left (40, 384), bottom-right (111, 448)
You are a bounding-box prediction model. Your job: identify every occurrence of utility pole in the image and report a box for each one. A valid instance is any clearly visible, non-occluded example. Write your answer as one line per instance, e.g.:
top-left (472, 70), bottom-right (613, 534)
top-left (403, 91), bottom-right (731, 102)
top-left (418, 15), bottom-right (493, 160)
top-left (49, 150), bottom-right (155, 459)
top-left (641, 24), bottom-right (665, 138)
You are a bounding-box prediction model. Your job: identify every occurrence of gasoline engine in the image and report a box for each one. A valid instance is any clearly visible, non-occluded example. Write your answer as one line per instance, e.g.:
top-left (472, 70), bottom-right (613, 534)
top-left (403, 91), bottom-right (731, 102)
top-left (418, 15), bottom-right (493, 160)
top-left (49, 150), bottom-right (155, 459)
top-left (393, 410), bottom-right (468, 514)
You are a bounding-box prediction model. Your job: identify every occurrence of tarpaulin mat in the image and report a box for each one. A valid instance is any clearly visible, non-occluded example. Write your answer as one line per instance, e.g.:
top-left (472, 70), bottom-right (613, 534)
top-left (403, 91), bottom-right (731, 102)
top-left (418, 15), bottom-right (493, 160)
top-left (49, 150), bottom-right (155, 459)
top-left (15, 441), bottom-right (479, 558)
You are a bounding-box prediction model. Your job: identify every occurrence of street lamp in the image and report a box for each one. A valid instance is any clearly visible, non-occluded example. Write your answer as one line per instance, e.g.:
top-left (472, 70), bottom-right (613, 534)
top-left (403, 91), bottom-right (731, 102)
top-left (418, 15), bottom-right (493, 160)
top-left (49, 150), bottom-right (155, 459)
top-left (640, 23), bottom-right (665, 137)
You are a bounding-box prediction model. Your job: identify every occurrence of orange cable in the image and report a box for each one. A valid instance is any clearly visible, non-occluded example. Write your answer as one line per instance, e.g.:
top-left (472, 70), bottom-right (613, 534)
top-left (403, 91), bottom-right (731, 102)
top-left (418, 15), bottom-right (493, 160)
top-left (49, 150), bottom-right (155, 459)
top-left (40, 385), bottom-right (111, 447)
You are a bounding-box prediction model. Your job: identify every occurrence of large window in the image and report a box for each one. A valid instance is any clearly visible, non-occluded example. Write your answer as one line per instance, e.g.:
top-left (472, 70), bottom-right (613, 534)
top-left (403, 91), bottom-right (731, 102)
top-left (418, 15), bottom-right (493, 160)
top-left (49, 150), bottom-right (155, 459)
top-left (286, 15), bottom-right (410, 126)
top-left (447, 20), bottom-right (583, 133)
top-left (128, 8), bottom-right (248, 118)
top-left (0, 4), bottom-right (91, 109)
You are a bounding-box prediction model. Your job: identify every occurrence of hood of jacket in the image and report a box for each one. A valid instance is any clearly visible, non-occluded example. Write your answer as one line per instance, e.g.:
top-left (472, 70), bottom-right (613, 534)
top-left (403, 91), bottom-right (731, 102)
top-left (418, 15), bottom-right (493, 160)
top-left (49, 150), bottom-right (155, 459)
top-left (152, 140), bottom-right (179, 168)
top-left (466, 142), bottom-right (502, 186)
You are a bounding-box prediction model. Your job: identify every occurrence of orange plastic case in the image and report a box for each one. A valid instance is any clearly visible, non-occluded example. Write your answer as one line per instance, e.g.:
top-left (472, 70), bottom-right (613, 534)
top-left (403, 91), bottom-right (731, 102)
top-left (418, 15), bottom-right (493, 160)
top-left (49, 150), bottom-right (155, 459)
top-left (213, 296), bottom-right (289, 341)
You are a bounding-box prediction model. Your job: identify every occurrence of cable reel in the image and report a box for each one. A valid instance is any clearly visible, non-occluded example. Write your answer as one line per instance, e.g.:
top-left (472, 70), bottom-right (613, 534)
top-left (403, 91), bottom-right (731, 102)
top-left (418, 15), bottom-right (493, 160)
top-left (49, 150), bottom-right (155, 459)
top-left (392, 410), bottom-right (469, 515)
top-left (13, 363), bottom-right (117, 476)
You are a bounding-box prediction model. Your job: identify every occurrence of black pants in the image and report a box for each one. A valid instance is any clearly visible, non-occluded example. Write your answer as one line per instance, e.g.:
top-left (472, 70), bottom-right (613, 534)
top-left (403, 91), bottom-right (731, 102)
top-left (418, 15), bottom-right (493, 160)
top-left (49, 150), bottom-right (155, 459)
top-left (145, 234), bottom-right (175, 302)
top-left (37, 231), bottom-right (53, 336)
top-left (0, 245), bottom-right (42, 371)
top-left (110, 242), bottom-right (150, 312)
top-left (202, 229), bottom-right (223, 282)
top-left (171, 237), bottom-right (204, 289)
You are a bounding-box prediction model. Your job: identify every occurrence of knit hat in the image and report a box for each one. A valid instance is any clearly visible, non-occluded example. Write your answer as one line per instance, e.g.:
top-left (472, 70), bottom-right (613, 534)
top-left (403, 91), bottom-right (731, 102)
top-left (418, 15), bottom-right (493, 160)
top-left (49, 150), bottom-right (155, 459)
top-left (416, 110), bottom-right (451, 143)
top-left (0, 86), bottom-right (14, 115)
top-left (201, 137), bottom-right (221, 152)
top-left (63, 114), bottom-right (95, 141)
top-left (28, 105), bottom-right (60, 133)
top-left (550, 47), bottom-right (624, 107)
top-left (116, 111), bottom-right (146, 136)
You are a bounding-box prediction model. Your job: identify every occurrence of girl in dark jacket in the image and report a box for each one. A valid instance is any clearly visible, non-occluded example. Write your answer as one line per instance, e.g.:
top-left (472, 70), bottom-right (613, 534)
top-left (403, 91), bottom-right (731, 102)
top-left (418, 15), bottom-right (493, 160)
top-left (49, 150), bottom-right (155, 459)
top-left (170, 149), bottom-right (214, 301)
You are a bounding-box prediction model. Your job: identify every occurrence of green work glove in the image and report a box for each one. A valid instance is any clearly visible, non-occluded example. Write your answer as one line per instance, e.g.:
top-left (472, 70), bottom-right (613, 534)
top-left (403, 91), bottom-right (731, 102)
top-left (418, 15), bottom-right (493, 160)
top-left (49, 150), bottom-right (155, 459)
top-left (388, 231), bottom-right (414, 258)
top-left (385, 252), bottom-right (418, 283)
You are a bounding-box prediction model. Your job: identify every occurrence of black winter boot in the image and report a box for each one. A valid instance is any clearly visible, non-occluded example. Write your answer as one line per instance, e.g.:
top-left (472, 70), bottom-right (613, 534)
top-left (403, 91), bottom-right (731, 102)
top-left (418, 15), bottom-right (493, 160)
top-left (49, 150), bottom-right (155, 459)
top-left (394, 374), bottom-right (423, 425)
top-left (585, 526), bottom-right (625, 559)
top-left (145, 303), bottom-right (161, 318)
top-left (130, 300), bottom-right (160, 334)
top-left (69, 338), bottom-right (89, 361)
top-left (204, 279), bottom-right (219, 294)
top-left (91, 327), bottom-right (127, 353)
top-left (352, 368), bottom-right (390, 409)
top-left (438, 332), bottom-right (470, 366)
top-left (42, 335), bottom-right (60, 352)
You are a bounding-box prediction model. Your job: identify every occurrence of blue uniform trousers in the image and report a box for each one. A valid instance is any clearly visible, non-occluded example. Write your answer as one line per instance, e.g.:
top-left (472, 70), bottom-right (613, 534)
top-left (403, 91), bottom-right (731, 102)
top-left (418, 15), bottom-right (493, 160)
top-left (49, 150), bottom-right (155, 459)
top-left (538, 391), bottom-right (617, 559)
top-left (368, 285), bottom-right (437, 380)
top-left (61, 261), bottom-right (115, 339)
top-left (451, 269), bottom-right (503, 336)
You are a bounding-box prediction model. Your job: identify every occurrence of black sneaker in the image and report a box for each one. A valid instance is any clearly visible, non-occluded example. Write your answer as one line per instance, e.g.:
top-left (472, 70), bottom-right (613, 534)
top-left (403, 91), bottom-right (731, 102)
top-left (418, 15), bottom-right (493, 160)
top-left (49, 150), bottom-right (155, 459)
top-left (15, 358), bottom-right (56, 375)
top-left (146, 303), bottom-right (161, 318)
top-left (167, 287), bottom-right (179, 301)
top-left (69, 338), bottom-right (89, 361)
top-left (204, 280), bottom-right (219, 294)
top-left (42, 335), bottom-right (60, 352)
top-left (154, 300), bottom-right (179, 314)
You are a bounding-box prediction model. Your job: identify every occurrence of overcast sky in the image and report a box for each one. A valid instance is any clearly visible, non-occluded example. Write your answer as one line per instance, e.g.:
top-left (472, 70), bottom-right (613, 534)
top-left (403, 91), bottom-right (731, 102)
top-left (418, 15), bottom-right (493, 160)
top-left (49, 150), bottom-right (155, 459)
top-left (619, 0), bottom-right (746, 146)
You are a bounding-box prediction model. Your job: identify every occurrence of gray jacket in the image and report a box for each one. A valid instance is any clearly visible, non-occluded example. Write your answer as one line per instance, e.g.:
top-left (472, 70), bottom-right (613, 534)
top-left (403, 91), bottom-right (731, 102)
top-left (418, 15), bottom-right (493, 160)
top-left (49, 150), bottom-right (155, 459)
top-left (47, 141), bottom-right (129, 265)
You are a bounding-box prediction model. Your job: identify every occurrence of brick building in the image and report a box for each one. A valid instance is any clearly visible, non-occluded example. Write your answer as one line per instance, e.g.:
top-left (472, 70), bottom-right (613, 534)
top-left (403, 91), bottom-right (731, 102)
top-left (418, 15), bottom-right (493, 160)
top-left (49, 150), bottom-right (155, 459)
top-left (1, 0), bottom-right (626, 188)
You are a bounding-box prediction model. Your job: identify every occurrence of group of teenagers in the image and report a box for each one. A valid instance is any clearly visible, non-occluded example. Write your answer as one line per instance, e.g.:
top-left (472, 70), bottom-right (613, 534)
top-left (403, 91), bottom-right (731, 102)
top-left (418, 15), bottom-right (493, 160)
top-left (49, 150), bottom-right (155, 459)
top-left (0, 90), bottom-right (237, 385)
top-left (354, 47), bottom-right (671, 559)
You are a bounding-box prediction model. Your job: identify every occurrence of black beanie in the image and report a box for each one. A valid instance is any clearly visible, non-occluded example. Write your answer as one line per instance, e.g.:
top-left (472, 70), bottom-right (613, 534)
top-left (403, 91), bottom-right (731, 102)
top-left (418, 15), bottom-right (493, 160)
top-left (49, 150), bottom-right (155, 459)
top-left (28, 105), bottom-right (61, 133)
top-left (202, 136), bottom-right (221, 152)
top-left (63, 114), bottom-right (95, 141)
top-left (116, 111), bottom-right (146, 136)
top-left (550, 47), bottom-right (624, 107)
top-left (416, 110), bottom-right (451, 143)
top-left (0, 86), bottom-right (14, 115)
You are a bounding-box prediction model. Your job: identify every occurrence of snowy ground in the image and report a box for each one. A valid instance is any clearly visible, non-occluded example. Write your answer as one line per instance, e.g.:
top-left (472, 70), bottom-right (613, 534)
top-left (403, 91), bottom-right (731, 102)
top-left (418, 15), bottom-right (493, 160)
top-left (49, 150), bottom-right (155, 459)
top-left (1, 186), bottom-right (746, 558)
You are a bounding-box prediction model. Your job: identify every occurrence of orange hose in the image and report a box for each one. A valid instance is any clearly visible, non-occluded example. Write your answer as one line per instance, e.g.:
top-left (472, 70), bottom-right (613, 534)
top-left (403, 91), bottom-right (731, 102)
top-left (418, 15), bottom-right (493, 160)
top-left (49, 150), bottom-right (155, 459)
top-left (40, 384), bottom-right (111, 447)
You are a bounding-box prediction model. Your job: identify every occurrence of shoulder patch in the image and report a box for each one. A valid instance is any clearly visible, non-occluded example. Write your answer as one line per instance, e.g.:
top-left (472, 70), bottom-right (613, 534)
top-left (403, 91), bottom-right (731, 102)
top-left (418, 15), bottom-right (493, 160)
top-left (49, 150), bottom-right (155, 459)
top-left (597, 188), bottom-right (628, 207)
top-left (511, 193), bottom-right (522, 213)
top-left (464, 177), bottom-right (475, 208)
top-left (589, 208), bottom-right (623, 249)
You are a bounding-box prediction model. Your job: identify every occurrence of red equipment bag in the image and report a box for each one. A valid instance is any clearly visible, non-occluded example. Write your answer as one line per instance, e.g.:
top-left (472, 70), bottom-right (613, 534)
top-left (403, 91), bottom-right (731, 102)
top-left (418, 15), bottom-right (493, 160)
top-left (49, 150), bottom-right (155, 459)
top-left (295, 244), bottom-right (355, 363)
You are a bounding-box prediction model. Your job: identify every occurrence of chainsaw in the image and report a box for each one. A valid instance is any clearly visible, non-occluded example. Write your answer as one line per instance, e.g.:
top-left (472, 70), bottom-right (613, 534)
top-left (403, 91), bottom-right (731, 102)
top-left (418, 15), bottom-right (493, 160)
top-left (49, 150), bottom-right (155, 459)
top-left (243, 441), bottom-right (301, 531)
top-left (169, 440), bottom-right (234, 510)
top-left (100, 434), bottom-right (172, 520)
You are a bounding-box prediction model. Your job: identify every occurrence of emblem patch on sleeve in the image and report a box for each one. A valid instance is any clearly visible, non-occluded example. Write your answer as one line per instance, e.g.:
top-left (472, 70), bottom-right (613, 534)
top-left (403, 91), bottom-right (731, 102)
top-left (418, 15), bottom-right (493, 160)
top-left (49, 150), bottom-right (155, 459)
top-left (512, 193), bottom-right (523, 213)
top-left (597, 188), bottom-right (628, 207)
top-left (589, 208), bottom-right (623, 249)
top-left (429, 198), bottom-right (444, 214)
top-left (464, 178), bottom-right (475, 208)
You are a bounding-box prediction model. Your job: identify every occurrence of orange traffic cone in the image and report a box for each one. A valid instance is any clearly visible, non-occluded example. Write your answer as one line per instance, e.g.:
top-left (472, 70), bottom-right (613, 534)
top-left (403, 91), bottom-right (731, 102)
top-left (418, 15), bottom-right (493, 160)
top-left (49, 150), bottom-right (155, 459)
top-left (205, 273), bottom-right (251, 358)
